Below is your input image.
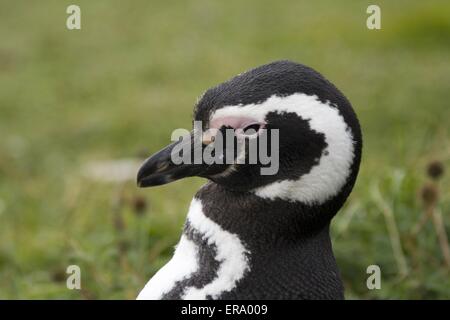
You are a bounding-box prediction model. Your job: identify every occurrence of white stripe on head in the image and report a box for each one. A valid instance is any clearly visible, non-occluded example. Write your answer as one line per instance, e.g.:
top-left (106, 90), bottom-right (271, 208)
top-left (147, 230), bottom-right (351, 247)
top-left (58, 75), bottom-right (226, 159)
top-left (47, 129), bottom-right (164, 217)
top-left (136, 235), bottom-right (198, 300)
top-left (182, 198), bottom-right (249, 299)
top-left (210, 93), bottom-right (355, 205)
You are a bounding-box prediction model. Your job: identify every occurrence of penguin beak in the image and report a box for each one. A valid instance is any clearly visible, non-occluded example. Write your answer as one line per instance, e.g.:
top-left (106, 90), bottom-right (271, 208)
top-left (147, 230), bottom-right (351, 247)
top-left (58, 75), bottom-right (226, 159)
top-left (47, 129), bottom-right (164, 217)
top-left (137, 132), bottom-right (209, 188)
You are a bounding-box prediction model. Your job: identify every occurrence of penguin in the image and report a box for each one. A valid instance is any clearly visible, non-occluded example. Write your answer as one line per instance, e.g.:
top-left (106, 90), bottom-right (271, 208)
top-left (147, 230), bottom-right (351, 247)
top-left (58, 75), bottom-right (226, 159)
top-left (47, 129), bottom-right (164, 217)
top-left (136, 60), bottom-right (362, 300)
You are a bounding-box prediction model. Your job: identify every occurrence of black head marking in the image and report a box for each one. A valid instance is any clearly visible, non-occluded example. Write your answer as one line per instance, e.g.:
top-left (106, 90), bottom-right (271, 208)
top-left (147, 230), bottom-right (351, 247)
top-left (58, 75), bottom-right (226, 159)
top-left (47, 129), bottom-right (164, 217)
top-left (193, 60), bottom-right (362, 195)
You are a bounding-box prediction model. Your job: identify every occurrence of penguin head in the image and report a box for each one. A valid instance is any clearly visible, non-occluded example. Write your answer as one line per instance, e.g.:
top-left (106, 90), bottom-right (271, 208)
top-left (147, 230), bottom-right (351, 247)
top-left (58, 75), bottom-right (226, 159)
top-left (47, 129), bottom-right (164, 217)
top-left (138, 60), bottom-right (362, 206)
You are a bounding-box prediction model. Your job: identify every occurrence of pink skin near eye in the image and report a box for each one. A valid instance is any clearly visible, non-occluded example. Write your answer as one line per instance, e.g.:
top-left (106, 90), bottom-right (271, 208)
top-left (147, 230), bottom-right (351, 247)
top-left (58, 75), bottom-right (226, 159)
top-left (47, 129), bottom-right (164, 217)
top-left (209, 116), bottom-right (266, 135)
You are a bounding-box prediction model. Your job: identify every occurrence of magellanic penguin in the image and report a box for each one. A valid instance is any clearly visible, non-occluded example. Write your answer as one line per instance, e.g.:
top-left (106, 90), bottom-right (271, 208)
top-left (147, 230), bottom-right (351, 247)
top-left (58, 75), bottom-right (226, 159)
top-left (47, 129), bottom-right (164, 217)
top-left (136, 60), bottom-right (362, 300)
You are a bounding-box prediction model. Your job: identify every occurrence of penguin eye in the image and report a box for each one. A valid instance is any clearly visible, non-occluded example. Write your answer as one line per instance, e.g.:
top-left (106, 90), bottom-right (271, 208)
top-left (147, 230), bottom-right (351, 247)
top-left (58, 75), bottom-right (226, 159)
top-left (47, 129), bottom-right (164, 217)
top-left (242, 123), bottom-right (262, 135)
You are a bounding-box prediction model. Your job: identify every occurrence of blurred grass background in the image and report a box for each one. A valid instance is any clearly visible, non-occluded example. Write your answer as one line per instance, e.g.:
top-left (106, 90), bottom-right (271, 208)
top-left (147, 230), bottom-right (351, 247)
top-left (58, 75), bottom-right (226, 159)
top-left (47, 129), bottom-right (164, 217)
top-left (0, 0), bottom-right (449, 299)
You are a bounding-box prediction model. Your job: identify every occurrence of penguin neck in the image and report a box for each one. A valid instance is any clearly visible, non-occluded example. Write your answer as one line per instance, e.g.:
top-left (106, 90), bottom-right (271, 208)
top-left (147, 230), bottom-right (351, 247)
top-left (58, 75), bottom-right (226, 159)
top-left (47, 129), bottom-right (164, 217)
top-left (194, 181), bottom-right (339, 249)
top-left (190, 182), bottom-right (344, 299)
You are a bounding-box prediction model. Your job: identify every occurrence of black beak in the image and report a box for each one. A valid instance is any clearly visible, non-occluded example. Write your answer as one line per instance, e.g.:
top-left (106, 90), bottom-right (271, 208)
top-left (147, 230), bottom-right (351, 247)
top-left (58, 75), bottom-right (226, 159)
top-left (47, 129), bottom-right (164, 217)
top-left (137, 133), bottom-right (209, 188)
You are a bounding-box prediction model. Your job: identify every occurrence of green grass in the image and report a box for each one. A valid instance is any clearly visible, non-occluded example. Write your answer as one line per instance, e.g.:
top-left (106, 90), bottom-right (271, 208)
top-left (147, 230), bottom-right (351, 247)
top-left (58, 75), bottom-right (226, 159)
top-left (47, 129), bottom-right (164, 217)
top-left (0, 0), bottom-right (449, 299)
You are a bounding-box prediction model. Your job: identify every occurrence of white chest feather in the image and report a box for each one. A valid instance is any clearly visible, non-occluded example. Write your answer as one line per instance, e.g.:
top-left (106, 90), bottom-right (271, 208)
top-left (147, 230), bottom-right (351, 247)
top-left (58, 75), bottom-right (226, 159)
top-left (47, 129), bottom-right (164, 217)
top-left (137, 198), bottom-right (249, 300)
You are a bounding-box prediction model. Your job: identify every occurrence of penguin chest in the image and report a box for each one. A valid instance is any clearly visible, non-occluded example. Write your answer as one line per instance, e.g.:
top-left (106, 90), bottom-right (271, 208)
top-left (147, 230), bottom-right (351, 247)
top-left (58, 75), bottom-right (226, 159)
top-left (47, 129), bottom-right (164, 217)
top-left (137, 198), bottom-right (250, 300)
